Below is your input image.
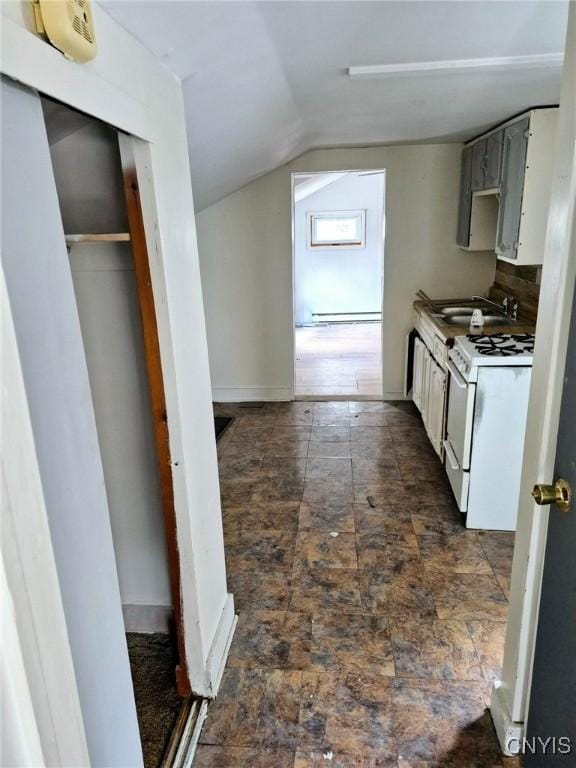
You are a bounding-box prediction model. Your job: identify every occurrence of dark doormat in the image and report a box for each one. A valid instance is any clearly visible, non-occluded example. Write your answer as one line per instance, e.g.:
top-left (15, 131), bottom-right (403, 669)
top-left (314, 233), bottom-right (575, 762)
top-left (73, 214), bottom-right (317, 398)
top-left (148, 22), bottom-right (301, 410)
top-left (215, 415), bottom-right (234, 441)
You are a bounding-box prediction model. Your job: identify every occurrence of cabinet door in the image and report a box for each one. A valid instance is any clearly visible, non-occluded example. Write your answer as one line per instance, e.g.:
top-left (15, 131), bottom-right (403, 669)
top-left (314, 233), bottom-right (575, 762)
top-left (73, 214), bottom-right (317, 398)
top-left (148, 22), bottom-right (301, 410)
top-left (412, 337), bottom-right (424, 412)
top-left (496, 117), bottom-right (530, 260)
top-left (421, 347), bottom-right (433, 429)
top-left (471, 140), bottom-right (487, 191)
top-left (426, 360), bottom-right (447, 457)
top-left (485, 130), bottom-right (503, 188)
top-left (456, 146), bottom-right (473, 247)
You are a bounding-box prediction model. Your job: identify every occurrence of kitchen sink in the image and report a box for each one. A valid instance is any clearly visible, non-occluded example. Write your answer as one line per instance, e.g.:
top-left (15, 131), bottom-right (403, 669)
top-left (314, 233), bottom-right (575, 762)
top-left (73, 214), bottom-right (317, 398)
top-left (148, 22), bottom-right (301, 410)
top-left (442, 315), bottom-right (515, 326)
top-left (438, 304), bottom-right (509, 317)
top-left (438, 306), bottom-right (476, 316)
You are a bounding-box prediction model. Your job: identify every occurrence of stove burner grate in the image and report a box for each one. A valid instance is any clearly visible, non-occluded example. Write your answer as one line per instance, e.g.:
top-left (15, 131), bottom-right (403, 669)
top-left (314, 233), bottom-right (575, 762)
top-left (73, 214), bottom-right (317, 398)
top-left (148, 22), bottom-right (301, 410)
top-left (466, 333), bottom-right (535, 356)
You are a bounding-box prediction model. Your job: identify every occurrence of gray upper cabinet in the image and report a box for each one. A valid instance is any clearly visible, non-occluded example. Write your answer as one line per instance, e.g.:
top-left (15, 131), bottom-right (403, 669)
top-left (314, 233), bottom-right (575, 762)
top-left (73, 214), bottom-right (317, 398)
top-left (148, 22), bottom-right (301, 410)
top-left (485, 130), bottom-right (503, 188)
top-left (496, 118), bottom-right (530, 261)
top-left (471, 140), bottom-right (486, 191)
top-left (456, 145), bottom-right (473, 247)
top-left (471, 132), bottom-right (502, 192)
top-left (457, 108), bottom-right (557, 263)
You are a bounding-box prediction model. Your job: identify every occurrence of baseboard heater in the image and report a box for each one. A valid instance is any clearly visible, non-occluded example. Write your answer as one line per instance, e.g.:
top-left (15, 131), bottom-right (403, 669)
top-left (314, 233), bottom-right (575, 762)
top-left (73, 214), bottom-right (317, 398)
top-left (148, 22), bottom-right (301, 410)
top-left (311, 311), bottom-right (382, 323)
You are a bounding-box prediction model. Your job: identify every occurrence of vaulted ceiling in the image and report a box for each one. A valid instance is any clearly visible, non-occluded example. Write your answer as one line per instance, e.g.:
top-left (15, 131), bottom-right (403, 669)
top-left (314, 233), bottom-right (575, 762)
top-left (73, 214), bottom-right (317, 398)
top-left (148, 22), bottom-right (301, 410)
top-left (102, 1), bottom-right (569, 210)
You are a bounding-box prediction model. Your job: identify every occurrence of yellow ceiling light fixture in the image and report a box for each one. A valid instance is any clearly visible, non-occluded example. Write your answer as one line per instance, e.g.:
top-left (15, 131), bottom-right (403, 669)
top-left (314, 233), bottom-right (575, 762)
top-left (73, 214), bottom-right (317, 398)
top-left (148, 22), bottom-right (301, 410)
top-left (33, 0), bottom-right (97, 63)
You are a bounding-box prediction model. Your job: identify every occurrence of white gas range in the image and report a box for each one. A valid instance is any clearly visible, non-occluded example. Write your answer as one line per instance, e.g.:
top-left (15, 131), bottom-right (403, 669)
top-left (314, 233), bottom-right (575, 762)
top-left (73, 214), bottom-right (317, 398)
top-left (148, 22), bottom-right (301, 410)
top-left (444, 333), bottom-right (535, 531)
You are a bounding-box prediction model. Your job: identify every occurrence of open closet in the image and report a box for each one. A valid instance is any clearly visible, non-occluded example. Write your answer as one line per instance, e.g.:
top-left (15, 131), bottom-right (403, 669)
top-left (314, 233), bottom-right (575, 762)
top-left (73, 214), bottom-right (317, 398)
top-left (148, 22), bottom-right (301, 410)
top-left (41, 96), bottom-right (190, 766)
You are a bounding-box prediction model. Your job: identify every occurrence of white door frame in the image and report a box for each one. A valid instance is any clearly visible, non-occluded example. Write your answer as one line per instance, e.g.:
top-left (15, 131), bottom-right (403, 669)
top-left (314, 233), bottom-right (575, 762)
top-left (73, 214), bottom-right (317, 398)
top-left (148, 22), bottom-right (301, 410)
top-left (2, 0), bottom-right (234, 748)
top-left (1, 269), bottom-right (90, 766)
top-left (490, 3), bottom-right (576, 753)
top-left (290, 168), bottom-right (386, 401)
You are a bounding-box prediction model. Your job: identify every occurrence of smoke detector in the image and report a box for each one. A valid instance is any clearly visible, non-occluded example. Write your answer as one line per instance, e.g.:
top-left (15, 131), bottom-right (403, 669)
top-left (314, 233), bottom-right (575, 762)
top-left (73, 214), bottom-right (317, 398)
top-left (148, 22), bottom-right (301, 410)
top-left (33, 0), bottom-right (97, 63)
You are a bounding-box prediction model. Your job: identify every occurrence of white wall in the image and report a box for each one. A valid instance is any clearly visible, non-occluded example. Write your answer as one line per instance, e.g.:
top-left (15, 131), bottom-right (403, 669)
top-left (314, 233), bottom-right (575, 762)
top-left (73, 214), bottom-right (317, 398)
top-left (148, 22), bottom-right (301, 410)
top-left (294, 172), bottom-right (384, 325)
top-left (48, 118), bottom-right (172, 621)
top-left (70, 244), bottom-right (172, 612)
top-left (1, 0), bottom-right (235, 758)
top-left (197, 144), bottom-right (496, 401)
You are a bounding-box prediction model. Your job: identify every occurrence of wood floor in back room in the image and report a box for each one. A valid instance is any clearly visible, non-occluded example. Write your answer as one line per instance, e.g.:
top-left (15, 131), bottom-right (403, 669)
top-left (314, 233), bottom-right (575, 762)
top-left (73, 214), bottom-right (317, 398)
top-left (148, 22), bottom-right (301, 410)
top-left (194, 401), bottom-right (520, 768)
top-left (295, 323), bottom-right (382, 397)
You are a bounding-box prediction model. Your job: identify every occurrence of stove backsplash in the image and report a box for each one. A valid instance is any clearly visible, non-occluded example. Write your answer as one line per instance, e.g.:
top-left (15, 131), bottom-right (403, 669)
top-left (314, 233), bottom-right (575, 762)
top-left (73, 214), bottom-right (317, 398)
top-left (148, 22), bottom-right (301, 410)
top-left (488, 261), bottom-right (541, 322)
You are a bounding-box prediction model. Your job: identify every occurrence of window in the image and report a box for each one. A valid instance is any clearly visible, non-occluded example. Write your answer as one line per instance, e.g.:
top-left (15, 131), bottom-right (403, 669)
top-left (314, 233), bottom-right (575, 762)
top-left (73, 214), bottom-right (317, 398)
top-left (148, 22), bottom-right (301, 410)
top-left (307, 210), bottom-right (366, 249)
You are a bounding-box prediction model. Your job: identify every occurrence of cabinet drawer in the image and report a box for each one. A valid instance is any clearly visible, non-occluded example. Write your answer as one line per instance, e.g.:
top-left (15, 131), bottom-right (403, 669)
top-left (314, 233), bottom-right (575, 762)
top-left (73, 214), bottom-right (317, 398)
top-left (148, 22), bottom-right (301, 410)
top-left (432, 336), bottom-right (448, 367)
top-left (418, 315), bottom-right (435, 350)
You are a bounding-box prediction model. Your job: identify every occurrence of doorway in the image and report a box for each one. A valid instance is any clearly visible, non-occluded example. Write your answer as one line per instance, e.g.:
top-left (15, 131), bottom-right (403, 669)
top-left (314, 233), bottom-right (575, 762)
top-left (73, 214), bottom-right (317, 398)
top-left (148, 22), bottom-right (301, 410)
top-left (292, 170), bottom-right (385, 399)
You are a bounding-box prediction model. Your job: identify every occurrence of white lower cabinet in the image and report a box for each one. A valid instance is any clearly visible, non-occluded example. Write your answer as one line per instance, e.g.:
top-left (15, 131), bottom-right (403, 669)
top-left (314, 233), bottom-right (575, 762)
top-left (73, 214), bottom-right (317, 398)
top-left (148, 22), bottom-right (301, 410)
top-left (412, 337), bottom-right (424, 412)
top-left (421, 346), bottom-right (432, 428)
top-left (426, 359), bottom-right (447, 455)
top-left (410, 331), bottom-right (447, 459)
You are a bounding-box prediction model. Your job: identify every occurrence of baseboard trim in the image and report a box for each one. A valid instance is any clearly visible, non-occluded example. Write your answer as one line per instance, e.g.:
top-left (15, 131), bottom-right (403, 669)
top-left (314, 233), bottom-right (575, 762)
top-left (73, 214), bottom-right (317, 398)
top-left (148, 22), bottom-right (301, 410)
top-left (205, 593), bottom-right (237, 696)
top-left (161, 697), bottom-right (208, 768)
top-left (382, 391), bottom-right (407, 401)
top-left (212, 387), bottom-right (407, 403)
top-left (296, 393), bottom-right (383, 402)
top-left (122, 603), bottom-right (172, 633)
top-left (490, 680), bottom-right (524, 756)
top-left (295, 391), bottom-right (408, 402)
top-left (212, 387), bottom-right (293, 402)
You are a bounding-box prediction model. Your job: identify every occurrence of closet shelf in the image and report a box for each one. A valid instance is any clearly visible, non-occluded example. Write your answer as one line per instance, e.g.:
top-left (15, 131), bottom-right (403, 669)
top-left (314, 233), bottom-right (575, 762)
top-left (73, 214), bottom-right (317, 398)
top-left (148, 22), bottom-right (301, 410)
top-left (65, 233), bottom-right (131, 243)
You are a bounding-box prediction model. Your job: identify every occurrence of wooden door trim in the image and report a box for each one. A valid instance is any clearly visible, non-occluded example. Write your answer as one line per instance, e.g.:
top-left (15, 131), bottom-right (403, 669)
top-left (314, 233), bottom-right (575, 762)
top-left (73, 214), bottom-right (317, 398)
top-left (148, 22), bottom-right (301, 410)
top-left (119, 143), bottom-right (190, 697)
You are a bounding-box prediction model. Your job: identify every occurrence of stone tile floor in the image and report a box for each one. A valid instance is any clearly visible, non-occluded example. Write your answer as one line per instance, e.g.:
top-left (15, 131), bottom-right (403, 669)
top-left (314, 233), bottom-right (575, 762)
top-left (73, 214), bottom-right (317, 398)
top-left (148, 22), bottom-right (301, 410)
top-left (195, 401), bottom-right (520, 768)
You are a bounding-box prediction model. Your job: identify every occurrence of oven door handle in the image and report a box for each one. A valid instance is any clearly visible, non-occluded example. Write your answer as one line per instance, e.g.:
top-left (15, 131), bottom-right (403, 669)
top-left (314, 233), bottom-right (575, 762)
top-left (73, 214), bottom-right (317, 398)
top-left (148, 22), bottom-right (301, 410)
top-left (444, 440), bottom-right (460, 471)
top-left (447, 360), bottom-right (468, 389)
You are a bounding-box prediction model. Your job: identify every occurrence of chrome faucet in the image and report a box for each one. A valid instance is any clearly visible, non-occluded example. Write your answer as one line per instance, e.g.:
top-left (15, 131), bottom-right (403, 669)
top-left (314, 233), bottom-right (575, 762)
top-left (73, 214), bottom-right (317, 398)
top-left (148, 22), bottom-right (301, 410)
top-left (471, 295), bottom-right (510, 316)
top-left (511, 300), bottom-right (519, 320)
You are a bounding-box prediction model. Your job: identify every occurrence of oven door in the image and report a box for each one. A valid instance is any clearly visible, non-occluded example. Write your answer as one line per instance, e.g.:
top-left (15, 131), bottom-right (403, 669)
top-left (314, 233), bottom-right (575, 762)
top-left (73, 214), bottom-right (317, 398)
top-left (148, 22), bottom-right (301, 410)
top-left (446, 360), bottom-right (476, 471)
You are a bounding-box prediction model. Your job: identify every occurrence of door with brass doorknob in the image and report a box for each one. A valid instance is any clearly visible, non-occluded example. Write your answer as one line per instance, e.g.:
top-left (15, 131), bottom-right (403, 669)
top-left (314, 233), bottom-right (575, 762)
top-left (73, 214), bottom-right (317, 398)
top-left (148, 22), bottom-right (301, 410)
top-left (524, 285), bottom-right (576, 766)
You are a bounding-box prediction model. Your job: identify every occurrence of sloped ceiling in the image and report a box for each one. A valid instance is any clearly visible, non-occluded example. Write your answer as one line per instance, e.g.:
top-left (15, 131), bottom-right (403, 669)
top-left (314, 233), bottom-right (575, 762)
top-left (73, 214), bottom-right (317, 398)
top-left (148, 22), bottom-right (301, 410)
top-left (101, 1), bottom-right (569, 211)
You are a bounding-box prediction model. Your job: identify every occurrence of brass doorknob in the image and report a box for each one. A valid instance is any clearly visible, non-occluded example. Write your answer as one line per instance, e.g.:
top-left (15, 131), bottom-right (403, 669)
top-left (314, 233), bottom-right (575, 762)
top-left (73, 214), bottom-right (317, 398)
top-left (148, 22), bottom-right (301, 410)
top-left (532, 478), bottom-right (572, 513)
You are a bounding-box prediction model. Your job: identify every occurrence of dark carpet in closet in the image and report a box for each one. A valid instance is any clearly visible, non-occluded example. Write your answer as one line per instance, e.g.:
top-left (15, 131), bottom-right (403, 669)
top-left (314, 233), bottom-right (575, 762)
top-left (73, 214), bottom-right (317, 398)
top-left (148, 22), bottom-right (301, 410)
top-left (127, 633), bottom-right (182, 768)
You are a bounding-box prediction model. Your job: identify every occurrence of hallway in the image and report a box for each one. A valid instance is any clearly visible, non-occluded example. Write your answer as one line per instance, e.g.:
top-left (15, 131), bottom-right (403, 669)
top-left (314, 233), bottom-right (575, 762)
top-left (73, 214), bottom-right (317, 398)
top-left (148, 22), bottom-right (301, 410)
top-left (295, 324), bottom-right (382, 398)
top-left (196, 401), bottom-right (519, 767)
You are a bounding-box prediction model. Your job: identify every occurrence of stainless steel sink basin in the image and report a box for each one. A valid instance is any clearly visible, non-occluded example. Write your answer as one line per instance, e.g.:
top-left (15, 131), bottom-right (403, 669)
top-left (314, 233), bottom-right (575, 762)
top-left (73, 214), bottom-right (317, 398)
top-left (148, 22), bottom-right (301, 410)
top-left (439, 306), bottom-right (476, 316)
top-left (442, 315), bottom-right (515, 326)
top-left (439, 304), bottom-right (507, 316)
